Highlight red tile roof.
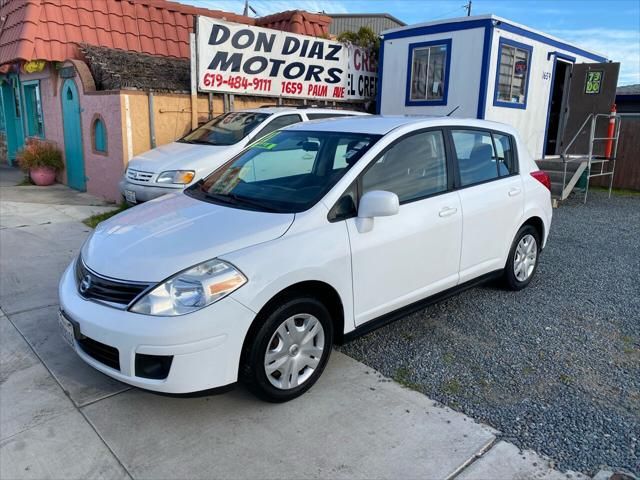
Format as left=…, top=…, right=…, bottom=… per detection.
left=257, top=10, right=331, bottom=37
left=0, top=1, right=332, bottom=66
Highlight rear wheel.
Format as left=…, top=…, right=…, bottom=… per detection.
left=503, top=225, right=540, bottom=290
left=241, top=296, right=333, bottom=402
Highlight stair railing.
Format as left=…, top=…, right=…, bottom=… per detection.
left=559, top=113, right=621, bottom=203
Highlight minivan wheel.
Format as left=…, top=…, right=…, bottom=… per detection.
left=503, top=225, right=541, bottom=291
left=242, top=296, right=333, bottom=402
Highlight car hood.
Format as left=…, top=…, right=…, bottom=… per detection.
left=82, top=193, right=294, bottom=282
left=126, top=141, right=242, bottom=175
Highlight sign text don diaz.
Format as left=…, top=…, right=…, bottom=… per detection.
left=197, top=17, right=377, bottom=101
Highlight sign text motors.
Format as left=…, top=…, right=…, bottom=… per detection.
left=196, top=17, right=377, bottom=101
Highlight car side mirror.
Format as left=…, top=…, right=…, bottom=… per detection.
left=356, top=190, right=399, bottom=233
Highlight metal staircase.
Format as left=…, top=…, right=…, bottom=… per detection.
left=536, top=113, right=621, bottom=203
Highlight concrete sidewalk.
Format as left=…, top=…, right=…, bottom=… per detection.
left=0, top=167, right=585, bottom=479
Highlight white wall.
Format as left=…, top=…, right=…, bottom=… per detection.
left=380, top=28, right=485, bottom=118
left=484, top=28, right=598, bottom=159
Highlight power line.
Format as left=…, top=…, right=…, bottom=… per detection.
left=430, top=4, right=468, bottom=21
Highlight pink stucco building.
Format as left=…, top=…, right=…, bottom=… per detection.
left=0, top=0, right=332, bottom=201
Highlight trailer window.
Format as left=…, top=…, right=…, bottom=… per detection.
left=494, top=39, right=532, bottom=108
left=406, top=39, right=451, bottom=106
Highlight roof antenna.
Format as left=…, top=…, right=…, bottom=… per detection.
left=446, top=105, right=460, bottom=116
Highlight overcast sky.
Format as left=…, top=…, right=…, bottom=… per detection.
left=184, top=0, right=640, bottom=86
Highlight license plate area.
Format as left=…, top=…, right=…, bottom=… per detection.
left=124, top=190, right=137, bottom=204
left=58, top=310, right=77, bottom=347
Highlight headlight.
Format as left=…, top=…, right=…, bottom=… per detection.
left=129, top=259, right=247, bottom=316
left=156, top=170, right=195, bottom=184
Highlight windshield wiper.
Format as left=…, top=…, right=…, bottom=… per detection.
left=227, top=193, right=280, bottom=212
left=181, top=139, right=217, bottom=145
left=204, top=192, right=279, bottom=213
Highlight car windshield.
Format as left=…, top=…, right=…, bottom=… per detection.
left=180, top=112, right=270, bottom=146
left=186, top=130, right=381, bottom=213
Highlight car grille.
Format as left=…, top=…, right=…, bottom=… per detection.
left=75, top=259, right=152, bottom=308
left=126, top=168, right=154, bottom=183
left=77, top=336, right=120, bottom=371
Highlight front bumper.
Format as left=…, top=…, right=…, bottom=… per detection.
left=58, top=261, right=256, bottom=393
left=119, top=178, right=183, bottom=203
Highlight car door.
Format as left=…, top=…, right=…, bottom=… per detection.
left=449, top=128, right=524, bottom=282
left=345, top=129, right=463, bottom=326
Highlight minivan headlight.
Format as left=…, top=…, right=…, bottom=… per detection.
left=129, top=259, right=247, bottom=316
left=156, top=170, right=195, bottom=184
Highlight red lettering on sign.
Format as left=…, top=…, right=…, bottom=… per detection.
left=354, top=49, right=361, bottom=71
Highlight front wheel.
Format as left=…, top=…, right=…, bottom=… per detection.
left=241, top=297, right=333, bottom=402
left=503, top=225, right=541, bottom=290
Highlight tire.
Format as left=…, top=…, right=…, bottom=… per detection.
left=503, top=225, right=541, bottom=291
left=241, top=296, right=334, bottom=403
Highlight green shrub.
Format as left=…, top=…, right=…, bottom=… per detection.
left=17, top=139, right=64, bottom=172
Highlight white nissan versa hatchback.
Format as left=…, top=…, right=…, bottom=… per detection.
left=59, top=116, right=552, bottom=402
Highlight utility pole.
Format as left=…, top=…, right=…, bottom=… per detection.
left=466, top=0, right=472, bottom=16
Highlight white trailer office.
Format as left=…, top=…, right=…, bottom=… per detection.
left=377, top=15, right=619, bottom=159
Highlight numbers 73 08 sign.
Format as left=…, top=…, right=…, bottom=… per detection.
left=585, top=70, right=603, bottom=95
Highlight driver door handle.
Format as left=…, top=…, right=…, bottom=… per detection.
left=439, top=206, right=458, bottom=217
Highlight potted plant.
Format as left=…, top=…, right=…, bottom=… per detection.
left=17, top=139, right=64, bottom=186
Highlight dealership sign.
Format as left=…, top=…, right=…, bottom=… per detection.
left=196, top=17, right=377, bottom=101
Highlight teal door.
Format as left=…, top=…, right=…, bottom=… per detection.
left=1, top=75, right=25, bottom=165
left=61, top=79, right=85, bottom=191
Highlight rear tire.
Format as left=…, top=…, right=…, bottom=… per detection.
left=503, top=225, right=541, bottom=291
left=241, top=296, right=333, bottom=403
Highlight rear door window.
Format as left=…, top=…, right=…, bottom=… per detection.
left=451, top=130, right=499, bottom=186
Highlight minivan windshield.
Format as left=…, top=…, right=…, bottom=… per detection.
left=187, top=130, right=380, bottom=213
left=180, top=112, right=269, bottom=146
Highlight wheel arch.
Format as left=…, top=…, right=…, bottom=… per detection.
left=521, top=216, right=545, bottom=245
left=240, top=280, right=346, bottom=367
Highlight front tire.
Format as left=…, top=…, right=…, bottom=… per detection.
left=503, top=225, right=541, bottom=291
left=241, top=296, right=333, bottom=402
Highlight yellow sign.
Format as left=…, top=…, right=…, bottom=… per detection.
left=22, top=60, right=46, bottom=74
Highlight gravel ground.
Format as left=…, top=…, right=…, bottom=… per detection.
left=340, top=189, right=640, bottom=476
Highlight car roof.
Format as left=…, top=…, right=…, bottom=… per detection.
left=284, top=115, right=519, bottom=136
left=239, top=107, right=367, bottom=115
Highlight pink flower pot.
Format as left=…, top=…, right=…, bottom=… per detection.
left=30, top=166, right=57, bottom=186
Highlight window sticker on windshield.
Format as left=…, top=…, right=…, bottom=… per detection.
left=251, top=130, right=280, bottom=149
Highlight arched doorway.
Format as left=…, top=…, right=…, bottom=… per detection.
left=61, top=78, right=85, bottom=191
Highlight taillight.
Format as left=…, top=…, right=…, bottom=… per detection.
left=530, top=170, right=551, bottom=191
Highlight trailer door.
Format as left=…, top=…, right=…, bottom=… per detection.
left=559, top=62, right=620, bottom=156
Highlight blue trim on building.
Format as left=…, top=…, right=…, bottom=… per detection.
left=404, top=39, right=452, bottom=107
left=375, top=39, right=385, bottom=114
left=541, top=52, right=576, bottom=158
left=384, top=18, right=491, bottom=40
left=476, top=25, right=494, bottom=119
left=495, top=21, right=607, bottom=62
left=492, top=37, right=533, bottom=110
left=384, top=17, right=606, bottom=62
